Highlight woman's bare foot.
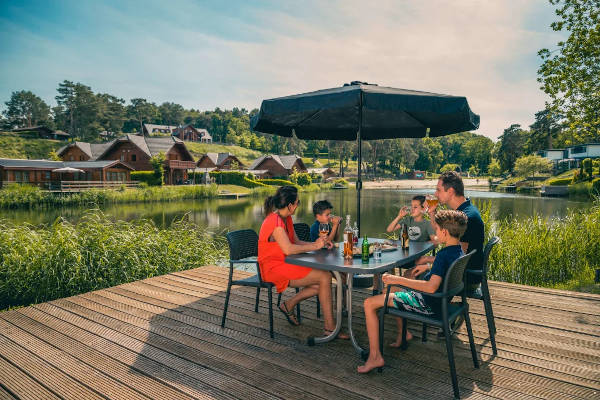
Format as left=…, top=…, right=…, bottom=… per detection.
left=389, top=330, right=413, bottom=347
left=357, top=355, right=385, bottom=373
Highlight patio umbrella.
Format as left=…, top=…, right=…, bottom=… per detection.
left=250, top=81, right=480, bottom=235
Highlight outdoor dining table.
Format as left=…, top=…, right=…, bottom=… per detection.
left=285, top=239, right=435, bottom=357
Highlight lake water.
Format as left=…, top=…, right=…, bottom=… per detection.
left=0, top=189, right=592, bottom=237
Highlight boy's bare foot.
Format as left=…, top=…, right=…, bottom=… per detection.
left=389, top=330, right=413, bottom=347
left=357, top=355, right=385, bottom=373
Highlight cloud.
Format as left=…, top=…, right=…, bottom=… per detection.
left=0, top=0, right=563, bottom=140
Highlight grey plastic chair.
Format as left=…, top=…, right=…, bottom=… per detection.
left=221, top=229, right=300, bottom=338
left=380, top=251, right=479, bottom=399
left=293, top=222, right=321, bottom=318
left=466, top=236, right=500, bottom=354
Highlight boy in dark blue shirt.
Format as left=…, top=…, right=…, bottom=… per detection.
left=357, top=210, right=467, bottom=374
left=309, top=200, right=341, bottom=245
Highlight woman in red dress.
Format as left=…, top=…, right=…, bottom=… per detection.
left=258, top=186, right=345, bottom=337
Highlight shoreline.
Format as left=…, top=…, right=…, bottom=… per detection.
left=362, top=178, right=488, bottom=190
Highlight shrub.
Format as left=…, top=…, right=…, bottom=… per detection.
left=546, top=177, right=572, bottom=186
left=333, top=178, right=350, bottom=186
left=582, top=158, right=593, bottom=178
left=259, top=178, right=295, bottom=186
left=295, top=173, right=312, bottom=186
left=592, top=177, right=600, bottom=193
left=131, top=171, right=161, bottom=186
left=440, top=163, right=460, bottom=173
left=209, top=171, right=268, bottom=188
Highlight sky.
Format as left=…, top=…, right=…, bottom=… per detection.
left=0, top=0, right=564, bottom=141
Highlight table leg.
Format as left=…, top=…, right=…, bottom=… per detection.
left=346, top=272, right=366, bottom=357
left=307, top=271, right=343, bottom=346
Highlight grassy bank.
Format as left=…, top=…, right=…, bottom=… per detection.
left=478, top=200, right=600, bottom=293
left=0, top=132, right=64, bottom=159
left=0, top=211, right=228, bottom=310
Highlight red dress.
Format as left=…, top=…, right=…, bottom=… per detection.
left=258, top=213, right=312, bottom=293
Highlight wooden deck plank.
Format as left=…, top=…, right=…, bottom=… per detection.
left=0, top=266, right=598, bottom=400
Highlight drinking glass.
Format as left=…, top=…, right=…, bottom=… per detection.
left=373, top=243, right=382, bottom=261
left=425, top=195, right=439, bottom=211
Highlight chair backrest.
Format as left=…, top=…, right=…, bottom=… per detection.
left=293, top=222, right=312, bottom=242
left=442, top=250, right=476, bottom=297
left=226, top=229, right=258, bottom=261
left=482, top=236, right=500, bottom=275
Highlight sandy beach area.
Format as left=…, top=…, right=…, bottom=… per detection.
left=362, top=178, right=488, bottom=189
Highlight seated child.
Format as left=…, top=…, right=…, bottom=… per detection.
left=357, top=210, right=468, bottom=374
left=310, top=200, right=342, bottom=244
left=386, top=195, right=435, bottom=242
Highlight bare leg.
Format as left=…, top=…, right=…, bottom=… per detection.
left=357, top=294, right=396, bottom=373
left=287, top=269, right=335, bottom=330
left=389, top=317, right=413, bottom=347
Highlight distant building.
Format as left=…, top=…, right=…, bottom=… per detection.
left=142, top=124, right=177, bottom=136
left=197, top=152, right=243, bottom=170
left=172, top=124, right=212, bottom=143
left=248, top=154, right=307, bottom=178
left=0, top=158, right=133, bottom=188
left=12, top=126, right=70, bottom=140
left=307, top=167, right=336, bottom=180
left=58, top=134, right=196, bottom=185
left=538, top=143, right=600, bottom=171
left=565, top=143, right=600, bottom=159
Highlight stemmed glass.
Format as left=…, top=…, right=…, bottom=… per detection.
left=319, top=223, right=329, bottom=247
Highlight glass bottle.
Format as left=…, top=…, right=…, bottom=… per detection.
left=343, top=215, right=353, bottom=259
left=362, top=236, right=370, bottom=263
left=353, top=222, right=359, bottom=245
left=402, top=224, right=410, bottom=250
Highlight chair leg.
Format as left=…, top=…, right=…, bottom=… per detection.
left=295, top=287, right=301, bottom=323
left=464, top=309, right=480, bottom=368
left=254, top=287, right=261, bottom=313
left=482, top=282, right=498, bottom=354
left=401, top=318, right=408, bottom=350
left=277, top=292, right=282, bottom=306
left=378, top=309, right=386, bottom=357
left=221, top=281, right=232, bottom=328
left=443, top=324, right=460, bottom=399
left=422, top=323, right=428, bottom=342
left=268, top=287, right=274, bottom=338
left=316, top=296, right=321, bottom=319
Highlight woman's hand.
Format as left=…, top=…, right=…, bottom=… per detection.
left=313, top=236, right=327, bottom=249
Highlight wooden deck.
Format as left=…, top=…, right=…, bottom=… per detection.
left=0, top=266, right=598, bottom=399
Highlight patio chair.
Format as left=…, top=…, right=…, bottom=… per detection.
left=293, top=222, right=321, bottom=318
left=379, top=251, right=479, bottom=399
left=221, top=229, right=301, bottom=338
left=465, top=236, right=500, bottom=355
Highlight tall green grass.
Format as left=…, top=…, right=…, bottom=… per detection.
left=0, top=184, right=220, bottom=209
left=0, top=211, right=228, bottom=310
left=479, top=199, right=600, bottom=292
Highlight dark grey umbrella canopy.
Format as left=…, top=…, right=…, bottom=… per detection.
left=250, top=82, right=480, bottom=140
left=250, top=81, right=480, bottom=236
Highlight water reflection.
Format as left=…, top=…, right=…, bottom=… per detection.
left=0, top=189, right=591, bottom=237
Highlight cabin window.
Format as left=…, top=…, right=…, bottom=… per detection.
left=571, top=146, right=586, bottom=154
left=70, top=156, right=74, bottom=161
left=45, top=171, right=51, bottom=180
left=120, top=153, right=125, bottom=161
left=23, top=171, right=29, bottom=182
left=131, top=154, right=136, bottom=162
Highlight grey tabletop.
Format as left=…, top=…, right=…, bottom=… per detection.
left=285, top=240, right=435, bottom=274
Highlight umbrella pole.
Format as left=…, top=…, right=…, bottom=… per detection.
left=356, top=91, right=363, bottom=237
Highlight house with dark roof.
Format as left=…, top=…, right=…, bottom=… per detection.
left=196, top=152, right=244, bottom=170
left=142, top=124, right=177, bottom=136
left=57, top=134, right=196, bottom=184
left=12, top=126, right=70, bottom=140
left=307, top=167, right=337, bottom=180
left=173, top=124, right=212, bottom=143
left=248, top=154, right=307, bottom=178
left=0, top=158, right=133, bottom=188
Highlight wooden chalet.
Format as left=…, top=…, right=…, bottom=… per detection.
left=248, top=154, right=307, bottom=178
left=196, top=152, right=243, bottom=170
left=307, top=167, right=336, bottom=180
left=0, top=158, right=133, bottom=188
left=59, top=134, right=196, bottom=185
left=12, top=126, right=70, bottom=140
left=173, top=124, right=212, bottom=143
left=142, top=124, right=177, bottom=136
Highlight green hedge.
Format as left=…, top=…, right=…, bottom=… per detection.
left=593, top=177, right=600, bottom=193
left=131, top=171, right=161, bottom=186
left=259, top=178, right=295, bottom=186
left=209, top=171, right=268, bottom=188
left=546, top=177, right=572, bottom=186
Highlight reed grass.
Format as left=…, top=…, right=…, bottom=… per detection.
left=484, top=199, right=600, bottom=292
left=0, top=210, right=228, bottom=310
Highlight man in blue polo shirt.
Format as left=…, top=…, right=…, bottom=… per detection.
left=427, top=171, right=485, bottom=333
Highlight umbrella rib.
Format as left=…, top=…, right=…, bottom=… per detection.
left=292, top=109, right=323, bottom=129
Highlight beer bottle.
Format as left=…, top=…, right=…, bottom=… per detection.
left=343, top=215, right=353, bottom=259
left=402, top=224, right=410, bottom=250
left=362, top=236, right=369, bottom=263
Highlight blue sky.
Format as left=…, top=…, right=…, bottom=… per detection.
left=0, top=0, right=563, bottom=140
